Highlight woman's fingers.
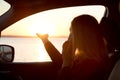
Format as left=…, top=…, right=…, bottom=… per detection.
left=36, top=33, right=48, bottom=40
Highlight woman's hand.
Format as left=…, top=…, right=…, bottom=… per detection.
left=62, top=40, right=74, bottom=68
left=36, top=33, right=49, bottom=42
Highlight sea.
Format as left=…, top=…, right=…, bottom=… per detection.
left=0, top=37, right=68, bottom=62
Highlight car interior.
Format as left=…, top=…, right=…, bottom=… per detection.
left=0, top=0, right=120, bottom=80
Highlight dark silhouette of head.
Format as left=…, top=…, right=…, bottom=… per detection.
left=71, top=15, right=108, bottom=60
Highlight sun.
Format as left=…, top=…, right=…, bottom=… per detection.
left=30, top=20, right=56, bottom=36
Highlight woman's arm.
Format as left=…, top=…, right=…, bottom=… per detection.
left=36, top=33, right=62, bottom=65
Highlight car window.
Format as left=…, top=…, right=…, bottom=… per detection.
left=0, top=0, right=11, bottom=16
left=1, top=5, right=106, bottom=62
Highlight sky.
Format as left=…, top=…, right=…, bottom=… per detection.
left=0, top=0, right=106, bottom=37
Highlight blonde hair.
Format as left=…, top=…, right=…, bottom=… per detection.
left=71, top=15, right=108, bottom=61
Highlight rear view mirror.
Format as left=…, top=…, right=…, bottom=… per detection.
left=0, top=45, right=14, bottom=62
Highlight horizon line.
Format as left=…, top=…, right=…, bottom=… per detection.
left=1, top=35, right=68, bottom=38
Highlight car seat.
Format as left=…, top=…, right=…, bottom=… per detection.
left=108, top=59, right=120, bottom=80
left=100, top=7, right=120, bottom=79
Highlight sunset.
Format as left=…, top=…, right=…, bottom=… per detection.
left=0, top=1, right=106, bottom=62
left=1, top=5, right=105, bottom=37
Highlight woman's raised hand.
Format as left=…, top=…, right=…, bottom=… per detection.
left=36, top=33, right=49, bottom=41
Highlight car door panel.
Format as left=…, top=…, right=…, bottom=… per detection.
left=0, top=62, right=60, bottom=80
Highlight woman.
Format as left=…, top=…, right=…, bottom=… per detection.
left=58, top=15, right=111, bottom=80
left=37, top=15, right=111, bottom=80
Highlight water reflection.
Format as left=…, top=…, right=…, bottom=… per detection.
left=0, top=37, right=67, bottom=62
